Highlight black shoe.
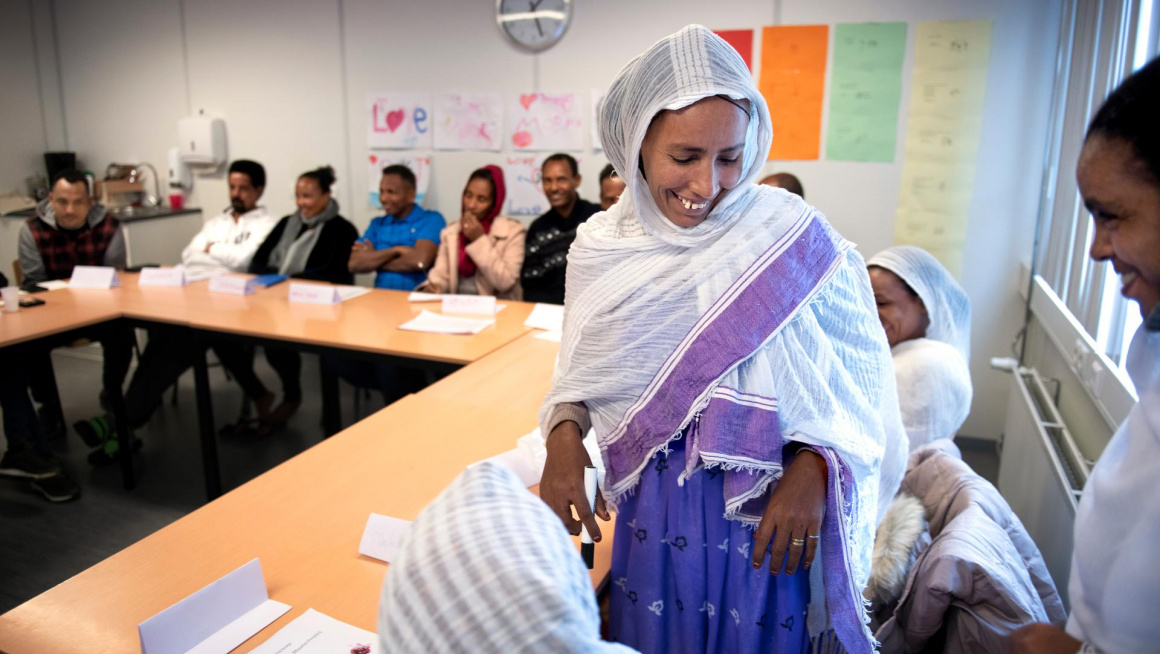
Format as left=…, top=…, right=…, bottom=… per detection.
left=30, top=473, right=81, bottom=502
left=0, top=446, right=62, bottom=480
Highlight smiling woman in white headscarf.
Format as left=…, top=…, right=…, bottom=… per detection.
left=867, top=245, right=973, bottom=451
left=538, top=25, right=904, bottom=654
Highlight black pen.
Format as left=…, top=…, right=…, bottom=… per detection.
left=580, top=465, right=597, bottom=569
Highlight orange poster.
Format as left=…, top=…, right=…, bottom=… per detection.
left=758, top=25, right=829, bottom=160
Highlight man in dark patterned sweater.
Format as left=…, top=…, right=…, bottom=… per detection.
left=17, top=170, right=133, bottom=460
left=519, top=154, right=601, bottom=305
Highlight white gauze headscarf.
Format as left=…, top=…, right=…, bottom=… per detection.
left=543, top=25, right=899, bottom=653
left=378, top=462, right=636, bottom=653
left=868, top=246, right=973, bottom=449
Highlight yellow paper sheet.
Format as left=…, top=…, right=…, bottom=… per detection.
left=893, top=20, right=992, bottom=276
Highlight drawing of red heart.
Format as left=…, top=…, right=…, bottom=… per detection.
left=368, top=154, right=378, bottom=164
left=386, top=109, right=405, bottom=133
left=512, top=131, right=533, bottom=148
left=519, top=94, right=538, bottom=111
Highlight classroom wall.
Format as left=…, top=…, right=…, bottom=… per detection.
left=1, top=0, right=1063, bottom=441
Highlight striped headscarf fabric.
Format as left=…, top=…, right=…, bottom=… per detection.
left=378, top=462, right=636, bottom=653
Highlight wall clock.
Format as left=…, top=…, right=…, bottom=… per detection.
left=496, top=0, right=573, bottom=53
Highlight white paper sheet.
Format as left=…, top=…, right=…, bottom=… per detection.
left=138, top=559, right=290, bottom=654
left=524, top=303, right=564, bottom=332
left=36, top=279, right=69, bottom=291
left=397, top=310, right=494, bottom=335
left=336, top=286, right=372, bottom=302
left=533, top=331, right=563, bottom=343
left=248, top=609, right=378, bottom=654
left=407, top=291, right=446, bottom=302
left=358, top=514, right=413, bottom=564
left=468, top=448, right=542, bottom=487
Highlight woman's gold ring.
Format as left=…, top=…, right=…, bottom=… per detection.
left=790, top=538, right=806, bottom=547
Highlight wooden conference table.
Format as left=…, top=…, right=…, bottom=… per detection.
left=0, top=274, right=536, bottom=499
left=0, top=331, right=616, bottom=653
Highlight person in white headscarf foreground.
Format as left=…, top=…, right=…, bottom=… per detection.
left=866, top=245, right=973, bottom=452
left=378, top=462, right=637, bottom=653
left=538, top=25, right=904, bottom=654
left=1011, top=57, right=1160, bottom=654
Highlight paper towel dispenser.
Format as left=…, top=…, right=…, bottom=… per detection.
left=178, top=115, right=226, bottom=166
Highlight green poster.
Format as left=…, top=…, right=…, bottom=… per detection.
left=826, top=22, right=908, bottom=162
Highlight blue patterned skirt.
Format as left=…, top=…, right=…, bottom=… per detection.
left=608, top=439, right=811, bottom=654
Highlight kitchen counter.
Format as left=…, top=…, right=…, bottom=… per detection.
left=2, top=206, right=201, bottom=223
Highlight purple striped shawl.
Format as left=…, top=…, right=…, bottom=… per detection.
left=600, top=208, right=874, bottom=653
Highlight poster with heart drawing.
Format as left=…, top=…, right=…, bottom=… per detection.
left=367, top=93, right=432, bottom=149
left=505, top=91, right=584, bottom=153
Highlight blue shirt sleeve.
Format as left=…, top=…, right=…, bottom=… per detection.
left=360, top=218, right=380, bottom=246
left=415, top=210, right=445, bottom=246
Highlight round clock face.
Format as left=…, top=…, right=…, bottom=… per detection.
left=496, top=0, right=573, bottom=53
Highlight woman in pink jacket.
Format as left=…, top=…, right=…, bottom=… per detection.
left=419, top=165, right=526, bottom=300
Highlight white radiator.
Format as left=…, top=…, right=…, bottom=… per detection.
left=997, top=366, right=1089, bottom=610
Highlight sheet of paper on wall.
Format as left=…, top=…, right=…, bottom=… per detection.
left=367, top=152, right=431, bottom=208
left=506, top=91, right=585, bottom=152
left=714, top=28, right=755, bottom=72
left=397, top=310, right=494, bottom=335
left=758, top=25, right=829, bottom=160
left=247, top=609, right=378, bottom=654
left=358, top=513, right=412, bottom=564
left=434, top=92, right=504, bottom=151
left=893, top=20, right=993, bottom=277
left=366, top=92, right=432, bottom=149
left=524, top=303, right=564, bottom=332
left=826, top=22, right=908, bottom=162
left=504, top=154, right=548, bottom=216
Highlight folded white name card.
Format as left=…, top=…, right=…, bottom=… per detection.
left=358, top=514, right=413, bottom=564
left=138, top=558, right=291, bottom=654
left=442, top=294, right=497, bottom=316
left=208, top=275, right=255, bottom=296
left=69, top=265, right=120, bottom=289
left=138, top=266, right=187, bottom=287
left=288, top=282, right=372, bottom=305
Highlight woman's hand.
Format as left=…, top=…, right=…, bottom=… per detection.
left=752, top=448, right=827, bottom=575
left=416, top=281, right=443, bottom=294
left=540, top=421, right=610, bottom=540
left=1009, top=624, right=1082, bottom=654
left=461, top=213, right=485, bottom=242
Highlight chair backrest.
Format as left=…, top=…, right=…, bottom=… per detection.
left=12, top=259, right=23, bottom=286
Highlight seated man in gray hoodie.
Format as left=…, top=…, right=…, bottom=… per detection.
left=18, top=170, right=134, bottom=449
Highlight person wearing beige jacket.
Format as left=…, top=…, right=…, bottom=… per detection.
left=419, top=165, right=526, bottom=300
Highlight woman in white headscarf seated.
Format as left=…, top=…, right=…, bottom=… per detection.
left=867, top=246, right=973, bottom=451
left=378, top=462, right=636, bottom=653
left=538, top=25, right=905, bottom=654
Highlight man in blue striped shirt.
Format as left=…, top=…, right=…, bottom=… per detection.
left=348, top=165, right=444, bottom=290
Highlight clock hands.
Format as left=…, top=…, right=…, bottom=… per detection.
left=529, top=0, right=545, bottom=37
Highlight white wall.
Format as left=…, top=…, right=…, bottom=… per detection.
left=4, top=0, right=1063, bottom=441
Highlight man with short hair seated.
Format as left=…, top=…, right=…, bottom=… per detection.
left=759, top=171, right=805, bottom=199
left=74, top=160, right=279, bottom=459
left=520, top=153, right=600, bottom=305
left=348, top=164, right=444, bottom=289
left=18, top=170, right=134, bottom=446
left=599, top=163, right=626, bottom=211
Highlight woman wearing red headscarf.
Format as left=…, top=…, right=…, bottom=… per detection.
left=419, top=165, right=526, bottom=299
